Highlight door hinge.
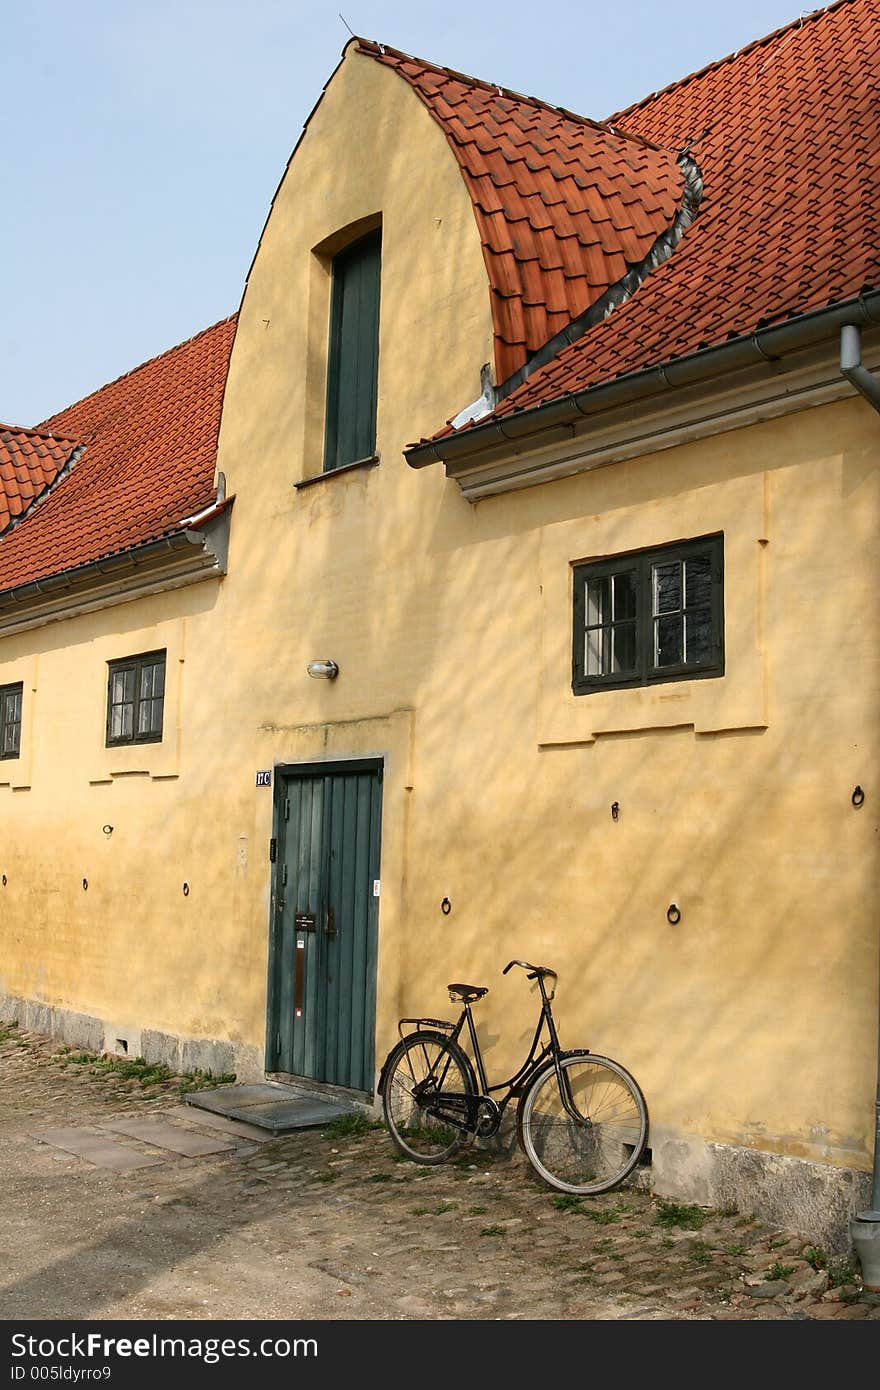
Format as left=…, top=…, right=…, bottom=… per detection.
left=269, top=837, right=278, bottom=863
left=282, top=863, right=288, bottom=886
left=283, top=797, right=290, bottom=821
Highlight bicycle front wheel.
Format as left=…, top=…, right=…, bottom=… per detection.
left=381, top=1031, right=475, bottom=1164
left=518, top=1053, right=647, bottom=1194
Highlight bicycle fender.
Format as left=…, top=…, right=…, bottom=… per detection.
left=377, top=1030, right=478, bottom=1099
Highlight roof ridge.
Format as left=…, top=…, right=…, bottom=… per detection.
left=38, top=313, right=238, bottom=431
left=0, top=421, right=81, bottom=446
left=354, top=38, right=664, bottom=152
left=608, top=0, right=853, bottom=123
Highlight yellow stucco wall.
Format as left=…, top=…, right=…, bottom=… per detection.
left=1, top=48, right=877, bottom=1185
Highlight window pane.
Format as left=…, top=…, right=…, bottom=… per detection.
left=586, top=576, right=608, bottom=628
left=686, top=608, right=713, bottom=664
left=138, top=696, right=164, bottom=736
left=655, top=614, right=683, bottom=667
left=685, top=555, right=712, bottom=609
left=612, top=570, right=637, bottom=621
left=137, top=659, right=165, bottom=737
left=109, top=665, right=136, bottom=742
left=653, top=561, right=682, bottom=615
left=612, top=621, right=637, bottom=673
left=111, top=707, right=131, bottom=739
left=586, top=626, right=603, bottom=677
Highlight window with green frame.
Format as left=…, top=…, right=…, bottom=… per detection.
left=106, top=650, right=166, bottom=746
left=323, top=228, right=381, bottom=472
left=572, top=535, right=724, bottom=694
left=0, top=682, right=23, bottom=759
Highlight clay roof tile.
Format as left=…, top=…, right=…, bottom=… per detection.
left=358, top=39, right=682, bottom=381
left=0, top=317, right=236, bottom=592
left=475, top=0, right=880, bottom=423
left=0, top=425, right=82, bottom=535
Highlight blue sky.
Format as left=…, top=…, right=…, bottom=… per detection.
left=3, top=0, right=808, bottom=426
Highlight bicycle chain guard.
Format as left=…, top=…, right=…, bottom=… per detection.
left=421, top=1091, right=502, bottom=1139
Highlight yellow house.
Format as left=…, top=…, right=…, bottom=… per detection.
left=2, top=0, right=878, bottom=1245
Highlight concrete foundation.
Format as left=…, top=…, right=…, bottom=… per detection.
left=0, top=991, right=263, bottom=1084
left=651, top=1127, right=872, bottom=1252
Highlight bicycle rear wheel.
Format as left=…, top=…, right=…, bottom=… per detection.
left=518, top=1052, right=647, bottom=1194
left=381, top=1031, right=475, bottom=1164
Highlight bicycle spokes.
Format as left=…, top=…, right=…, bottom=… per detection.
left=383, top=1034, right=473, bottom=1160
left=521, top=1056, right=647, bottom=1193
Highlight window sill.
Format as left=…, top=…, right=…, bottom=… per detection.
left=573, top=664, right=724, bottom=696
left=294, top=455, right=379, bottom=490
left=105, top=738, right=164, bottom=750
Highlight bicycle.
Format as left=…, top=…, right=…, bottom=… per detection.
left=380, top=959, right=648, bottom=1195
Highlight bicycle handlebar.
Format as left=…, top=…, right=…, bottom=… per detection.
left=503, top=959, right=558, bottom=982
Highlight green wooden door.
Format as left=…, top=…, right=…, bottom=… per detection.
left=266, top=762, right=382, bottom=1093
left=323, top=229, right=381, bottom=472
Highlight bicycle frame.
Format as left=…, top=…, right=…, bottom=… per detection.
left=411, top=970, right=588, bottom=1129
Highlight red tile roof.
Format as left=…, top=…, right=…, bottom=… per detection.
left=0, top=425, right=82, bottom=535
left=480, top=0, right=880, bottom=421
left=0, top=317, right=237, bottom=593
left=358, top=40, right=683, bottom=383
left=6, top=2, right=874, bottom=587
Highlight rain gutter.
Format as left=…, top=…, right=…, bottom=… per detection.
left=0, top=502, right=233, bottom=637
left=407, top=291, right=880, bottom=471
left=0, top=532, right=196, bottom=611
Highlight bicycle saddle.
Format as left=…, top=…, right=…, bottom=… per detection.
left=447, top=983, right=488, bottom=1002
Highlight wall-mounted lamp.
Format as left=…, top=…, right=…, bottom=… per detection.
left=307, top=660, right=339, bottom=680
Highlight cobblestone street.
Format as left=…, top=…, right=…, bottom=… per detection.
left=1, top=1022, right=876, bottom=1322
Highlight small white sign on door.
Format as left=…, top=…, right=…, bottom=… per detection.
left=373, top=880, right=381, bottom=897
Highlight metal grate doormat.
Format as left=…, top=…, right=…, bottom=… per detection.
left=185, top=1082, right=359, bottom=1134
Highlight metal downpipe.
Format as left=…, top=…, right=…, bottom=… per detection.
left=841, top=324, right=880, bottom=417
left=841, top=325, right=880, bottom=1237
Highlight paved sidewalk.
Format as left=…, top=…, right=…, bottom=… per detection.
left=1, top=1023, right=875, bottom=1321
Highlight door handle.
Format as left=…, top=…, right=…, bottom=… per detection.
left=324, top=905, right=336, bottom=938
left=294, top=936, right=305, bottom=1019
